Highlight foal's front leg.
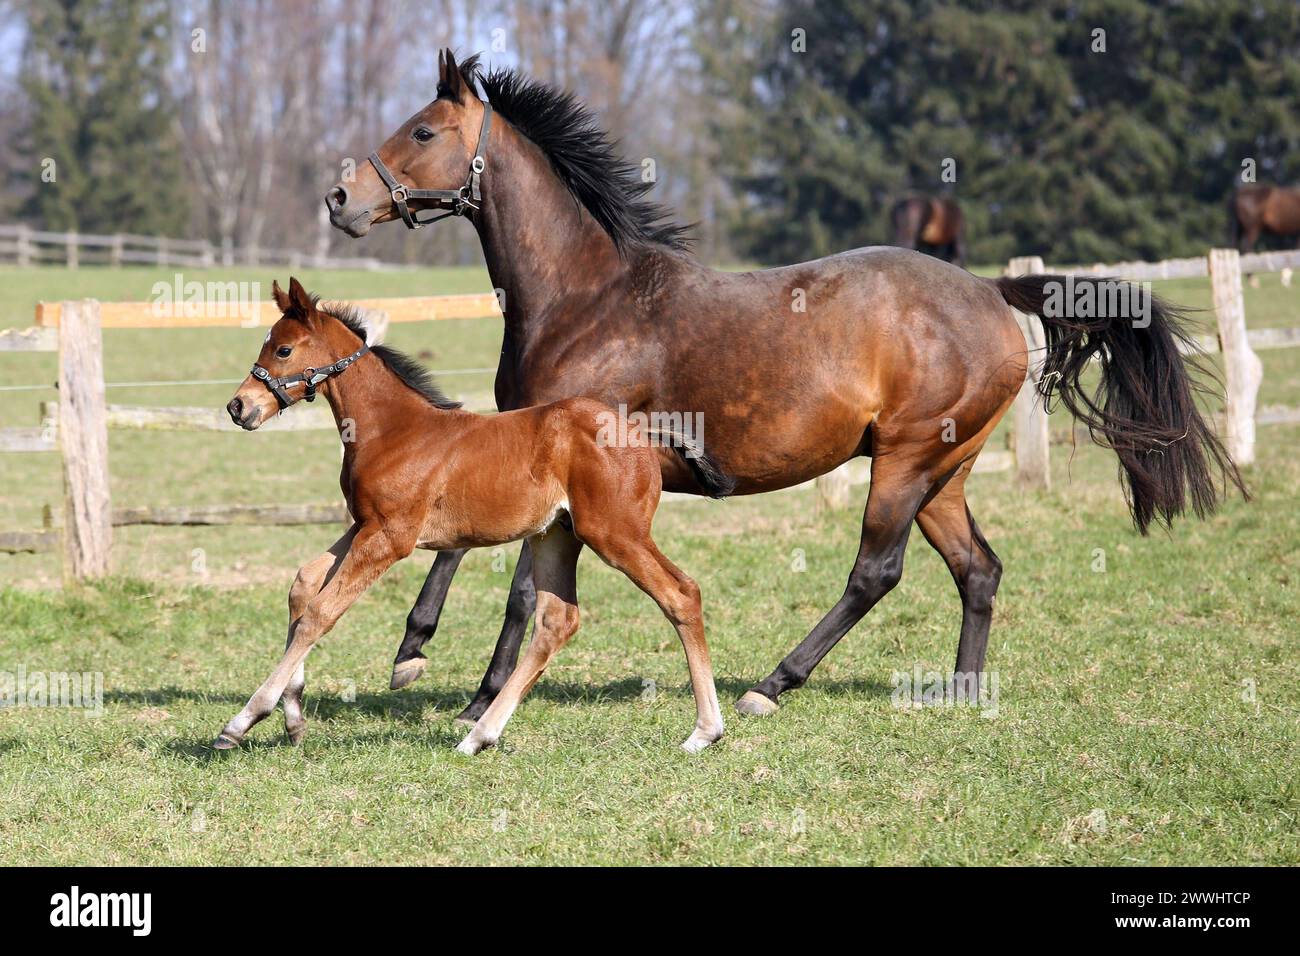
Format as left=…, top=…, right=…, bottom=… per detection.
left=214, top=524, right=404, bottom=749
left=281, top=527, right=360, bottom=743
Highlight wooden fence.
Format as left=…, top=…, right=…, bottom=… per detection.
left=4, top=246, right=1298, bottom=579
left=0, top=295, right=484, bottom=578
left=0, top=223, right=415, bottom=273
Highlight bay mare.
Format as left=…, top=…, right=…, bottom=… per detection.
left=325, top=50, right=1243, bottom=721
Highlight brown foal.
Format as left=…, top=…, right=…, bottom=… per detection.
left=214, top=278, right=730, bottom=755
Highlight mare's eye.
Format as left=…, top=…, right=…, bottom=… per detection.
left=413, top=127, right=434, bottom=144
left=276, top=346, right=293, bottom=359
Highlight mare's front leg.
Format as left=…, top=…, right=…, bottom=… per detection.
left=214, top=523, right=407, bottom=749
left=281, top=526, right=360, bottom=744
left=390, top=548, right=468, bottom=690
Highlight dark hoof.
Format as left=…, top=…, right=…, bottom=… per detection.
left=390, top=656, right=427, bottom=691
left=735, top=691, right=779, bottom=717
left=211, top=732, right=243, bottom=750
left=286, top=724, right=307, bottom=745
left=453, top=701, right=487, bottom=727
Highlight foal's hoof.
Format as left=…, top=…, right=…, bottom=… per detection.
left=211, top=732, right=243, bottom=750
left=735, top=691, right=779, bottom=717
left=455, top=734, right=490, bottom=756
left=285, top=723, right=307, bottom=746
left=390, top=656, right=427, bottom=690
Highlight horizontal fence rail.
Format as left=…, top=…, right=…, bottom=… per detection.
left=0, top=223, right=418, bottom=272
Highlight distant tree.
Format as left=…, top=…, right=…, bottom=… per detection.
left=697, top=0, right=1300, bottom=265
left=18, top=0, right=188, bottom=235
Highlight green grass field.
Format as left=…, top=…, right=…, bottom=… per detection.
left=1, top=264, right=1297, bottom=865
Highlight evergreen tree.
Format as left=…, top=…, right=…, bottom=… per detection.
left=697, top=0, right=1300, bottom=265
left=19, top=0, right=188, bottom=235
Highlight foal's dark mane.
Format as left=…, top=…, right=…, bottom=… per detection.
left=449, top=53, right=691, bottom=253
left=325, top=302, right=462, bottom=410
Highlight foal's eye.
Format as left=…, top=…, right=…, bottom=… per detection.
left=276, top=346, right=293, bottom=359
left=412, top=127, right=434, bottom=144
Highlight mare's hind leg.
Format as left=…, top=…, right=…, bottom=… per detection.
left=457, top=530, right=580, bottom=755
left=914, top=468, right=1002, bottom=702
left=581, top=524, right=723, bottom=753
left=737, top=456, right=933, bottom=716
left=281, top=529, right=357, bottom=743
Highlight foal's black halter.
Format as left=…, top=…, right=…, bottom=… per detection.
left=367, top=103, right=494, bottom=229
left=251, top=343, right=370, bottom=410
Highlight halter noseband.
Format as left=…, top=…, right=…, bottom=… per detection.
left=251, top=343, right=370, bottom=410
left=367, top=102, right=494, bottom=229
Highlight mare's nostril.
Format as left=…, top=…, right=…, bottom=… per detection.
left=326, top=186, right=348, bottom=213
left=227, top=398, right=242, bottom=420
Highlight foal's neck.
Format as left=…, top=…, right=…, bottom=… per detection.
left=316, top=324, right=440, bottom=446
left=472, top=117, right=627, bottom=342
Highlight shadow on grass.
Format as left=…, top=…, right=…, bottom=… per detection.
left=129, top=674, right=899, bottom=758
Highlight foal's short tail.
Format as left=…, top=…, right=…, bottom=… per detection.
left=649, top=430, right=737, bottom=499
left=994, top=275, right=1247, bottom=534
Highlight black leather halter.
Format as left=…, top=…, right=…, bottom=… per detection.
left=367, top=102, right=494, bottom=229
left=251, top=343, right=370, bottom=410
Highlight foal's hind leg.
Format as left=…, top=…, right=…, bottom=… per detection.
left=737, top=457, right=932, bottom=715
left=914, top=470, right=1002, bottom=702
left=457, top=530, right=581, bottom=755
left=585, top=529, right=723, bottom=753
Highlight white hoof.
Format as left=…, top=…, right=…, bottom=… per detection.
left=456, top=733, right=493, bottom=756
left=681, top=726, right=723, bottom=754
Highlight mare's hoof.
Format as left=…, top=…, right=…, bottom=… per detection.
left=735, top=691, right=779, bottom=717
left=390, top=656, right=427, bottom=690
left=286, top=724, right=307, bottom=746
left=211, top=732, right=243, bottom=750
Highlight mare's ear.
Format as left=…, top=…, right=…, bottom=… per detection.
left=286, top=276, right=315, bottom=320
left=439, top=48, right=464, bottom=102
left=272, top=279, right=292, bottom=314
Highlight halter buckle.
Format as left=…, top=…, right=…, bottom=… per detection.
left=471, top=156, right=485, bottom=175
left=390, top=184, right=408, bottom=204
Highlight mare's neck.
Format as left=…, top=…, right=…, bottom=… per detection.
left=471, top=114, right=628, bottom=346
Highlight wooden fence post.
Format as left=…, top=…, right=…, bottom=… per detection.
left=58, top=300, right=112, bottom=580
left=65, top=230, right=79, bottom=269
left=17, top=223, right=32, bottom=266
left=815, top=465, right=852, bottom=513
left=1209, top=248, right=1262, bottom=466
left=1007, top=255, right=1050, bottom=489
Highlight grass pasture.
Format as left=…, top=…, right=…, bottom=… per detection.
left=0, top=264, right=1297, bottom=866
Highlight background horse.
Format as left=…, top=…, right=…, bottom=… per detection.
left=325, top=50, right=1243, bottom=721
left=1229, top=184, right=1300, bottom=252
left=217, top=278, right=731, bottom=754
left=891, top=195, right=966, bottom=267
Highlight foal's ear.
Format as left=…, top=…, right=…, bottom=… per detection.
left=271, top=279, right=292, bottom=314
left=286, top=276, right=315, bottom=319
